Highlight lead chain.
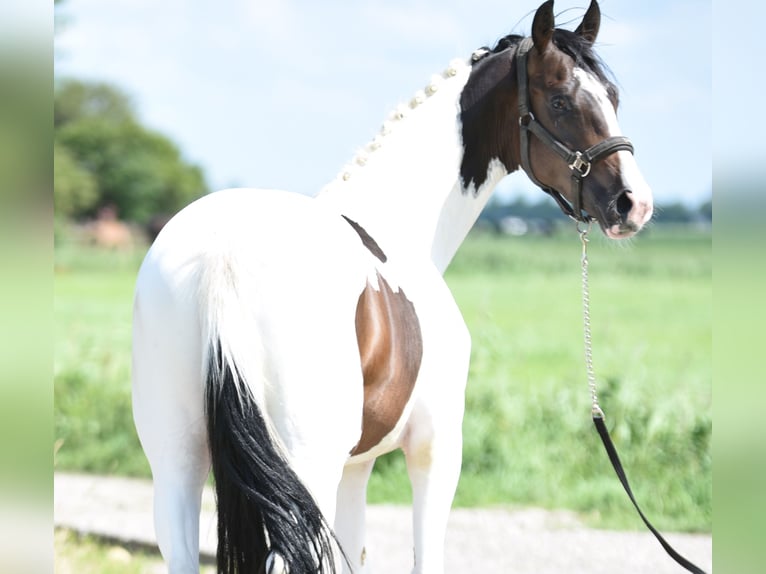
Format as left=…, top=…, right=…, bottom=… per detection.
left=577, top=221, right=605, bottom=419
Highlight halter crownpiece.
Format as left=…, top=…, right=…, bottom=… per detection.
left=515, top=37, right=635, bottom=223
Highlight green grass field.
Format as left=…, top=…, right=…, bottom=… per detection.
left=54, top=225, right=711, bottom=531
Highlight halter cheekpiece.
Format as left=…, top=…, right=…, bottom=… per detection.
left=515, top=37, right=635, bottom=223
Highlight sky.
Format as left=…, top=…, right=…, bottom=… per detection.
left=54, top=0, right=711, bottom=206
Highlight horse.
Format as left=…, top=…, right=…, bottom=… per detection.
left=131, top=1, right=653, bottom=572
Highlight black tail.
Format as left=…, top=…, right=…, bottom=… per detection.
left=205, top=346, right=339, bottom=573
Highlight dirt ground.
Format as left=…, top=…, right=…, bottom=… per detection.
left=54, top=473, right=712, bottom=573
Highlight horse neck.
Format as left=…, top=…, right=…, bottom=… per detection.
left=316, top=59, right=508, bottom=274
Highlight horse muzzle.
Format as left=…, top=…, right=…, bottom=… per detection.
left=599, top=185, right=654, bottom=239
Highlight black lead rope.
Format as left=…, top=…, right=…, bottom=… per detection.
left=577, top=223, right=707, bottom=574
left=592, top=415, right=707, bottom=574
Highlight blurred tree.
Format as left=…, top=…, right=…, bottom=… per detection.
left=54, top=79, right=134, bottom=128
left=53, top=142, right=98, bottom=217
left=54, top=80, right=207, bottom=224
left=656, top=202, right=694, bottom=223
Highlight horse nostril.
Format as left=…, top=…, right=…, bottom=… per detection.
left=616, top=191, right=633, bottom=220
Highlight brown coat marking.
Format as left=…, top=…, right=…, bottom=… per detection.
left=351, top=272, right=423, bottom=455
left=341, top=215, right=387, bottom=263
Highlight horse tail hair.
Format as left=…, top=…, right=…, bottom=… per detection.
left=205, top=342, right=340, bottom=573
left=199, top=248, right=339, bottom=573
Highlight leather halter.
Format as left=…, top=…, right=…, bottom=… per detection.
left=515, top=37, right=634, bottom=223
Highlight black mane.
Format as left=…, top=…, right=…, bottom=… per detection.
left=479, top=33, right=524, bottom=56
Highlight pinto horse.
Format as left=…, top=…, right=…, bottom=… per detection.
left=132, top=2, right=653, bottom=572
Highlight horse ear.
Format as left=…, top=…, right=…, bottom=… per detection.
left=575, top=0, right=601, bottom=44
left=532, top=0, right=555, bottom=55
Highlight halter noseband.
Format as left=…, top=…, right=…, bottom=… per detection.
left=515, top=37, right=634, bottom=223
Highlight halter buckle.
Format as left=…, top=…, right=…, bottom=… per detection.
left=569, top=152, right=592, bottom=178
left=518, top=112, right=534, bottom=128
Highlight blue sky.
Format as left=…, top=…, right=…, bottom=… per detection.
left=55, top=0, right=711, bottom=206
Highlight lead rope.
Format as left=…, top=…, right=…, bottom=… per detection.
left=575, top=222, right=707, bottom=574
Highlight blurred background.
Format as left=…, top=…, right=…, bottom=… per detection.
left=51, top=0, right=713, bottom=571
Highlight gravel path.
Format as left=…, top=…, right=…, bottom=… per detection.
left=54, top=473, right=711, bottom=573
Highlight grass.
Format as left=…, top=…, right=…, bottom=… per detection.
left=54, top=245, right=148, bottom=476
left=54, top=225, right=711, bottom=531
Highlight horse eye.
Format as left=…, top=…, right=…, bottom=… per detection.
left=550, top=95, right=570, bottom=112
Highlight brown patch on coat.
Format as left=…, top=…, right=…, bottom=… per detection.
left=351, top=272, right=423, bottom=455
left=341, top=215, right=387, bottom=263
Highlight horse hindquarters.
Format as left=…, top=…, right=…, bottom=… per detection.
left=133, top=188, right=370, bottom=573
left=135, top=276, right=342, bottom=574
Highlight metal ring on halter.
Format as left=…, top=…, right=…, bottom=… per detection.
left=518, top=112, right=534, bottom=127
left=576, top=219, right=593, bottom=236
left=569, top=152, right=592, bottom=178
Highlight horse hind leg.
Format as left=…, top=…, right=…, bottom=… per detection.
left=403, top=392, right=466, bottom=574
left=335, top=460, right=375, bottom=573
left=132, top=342, right=210, bottom=572
left=150, top=430, right=211, bottom=574
left=132, top=263, right=215, bottom=573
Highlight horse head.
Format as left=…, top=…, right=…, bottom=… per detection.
left=461, top=0, right=654, bottom=238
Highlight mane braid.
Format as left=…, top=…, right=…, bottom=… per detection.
left=322, top=58, right=468, bottom=191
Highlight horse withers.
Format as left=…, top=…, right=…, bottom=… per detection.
left=132, top=2, right=652, bottom=572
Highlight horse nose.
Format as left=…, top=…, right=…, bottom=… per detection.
left=616, top=190, right=633, bottom=221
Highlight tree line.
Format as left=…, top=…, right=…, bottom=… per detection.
left=479, top=194, right=712, bottom=228
left=54, top=79, right=208, bottom=225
